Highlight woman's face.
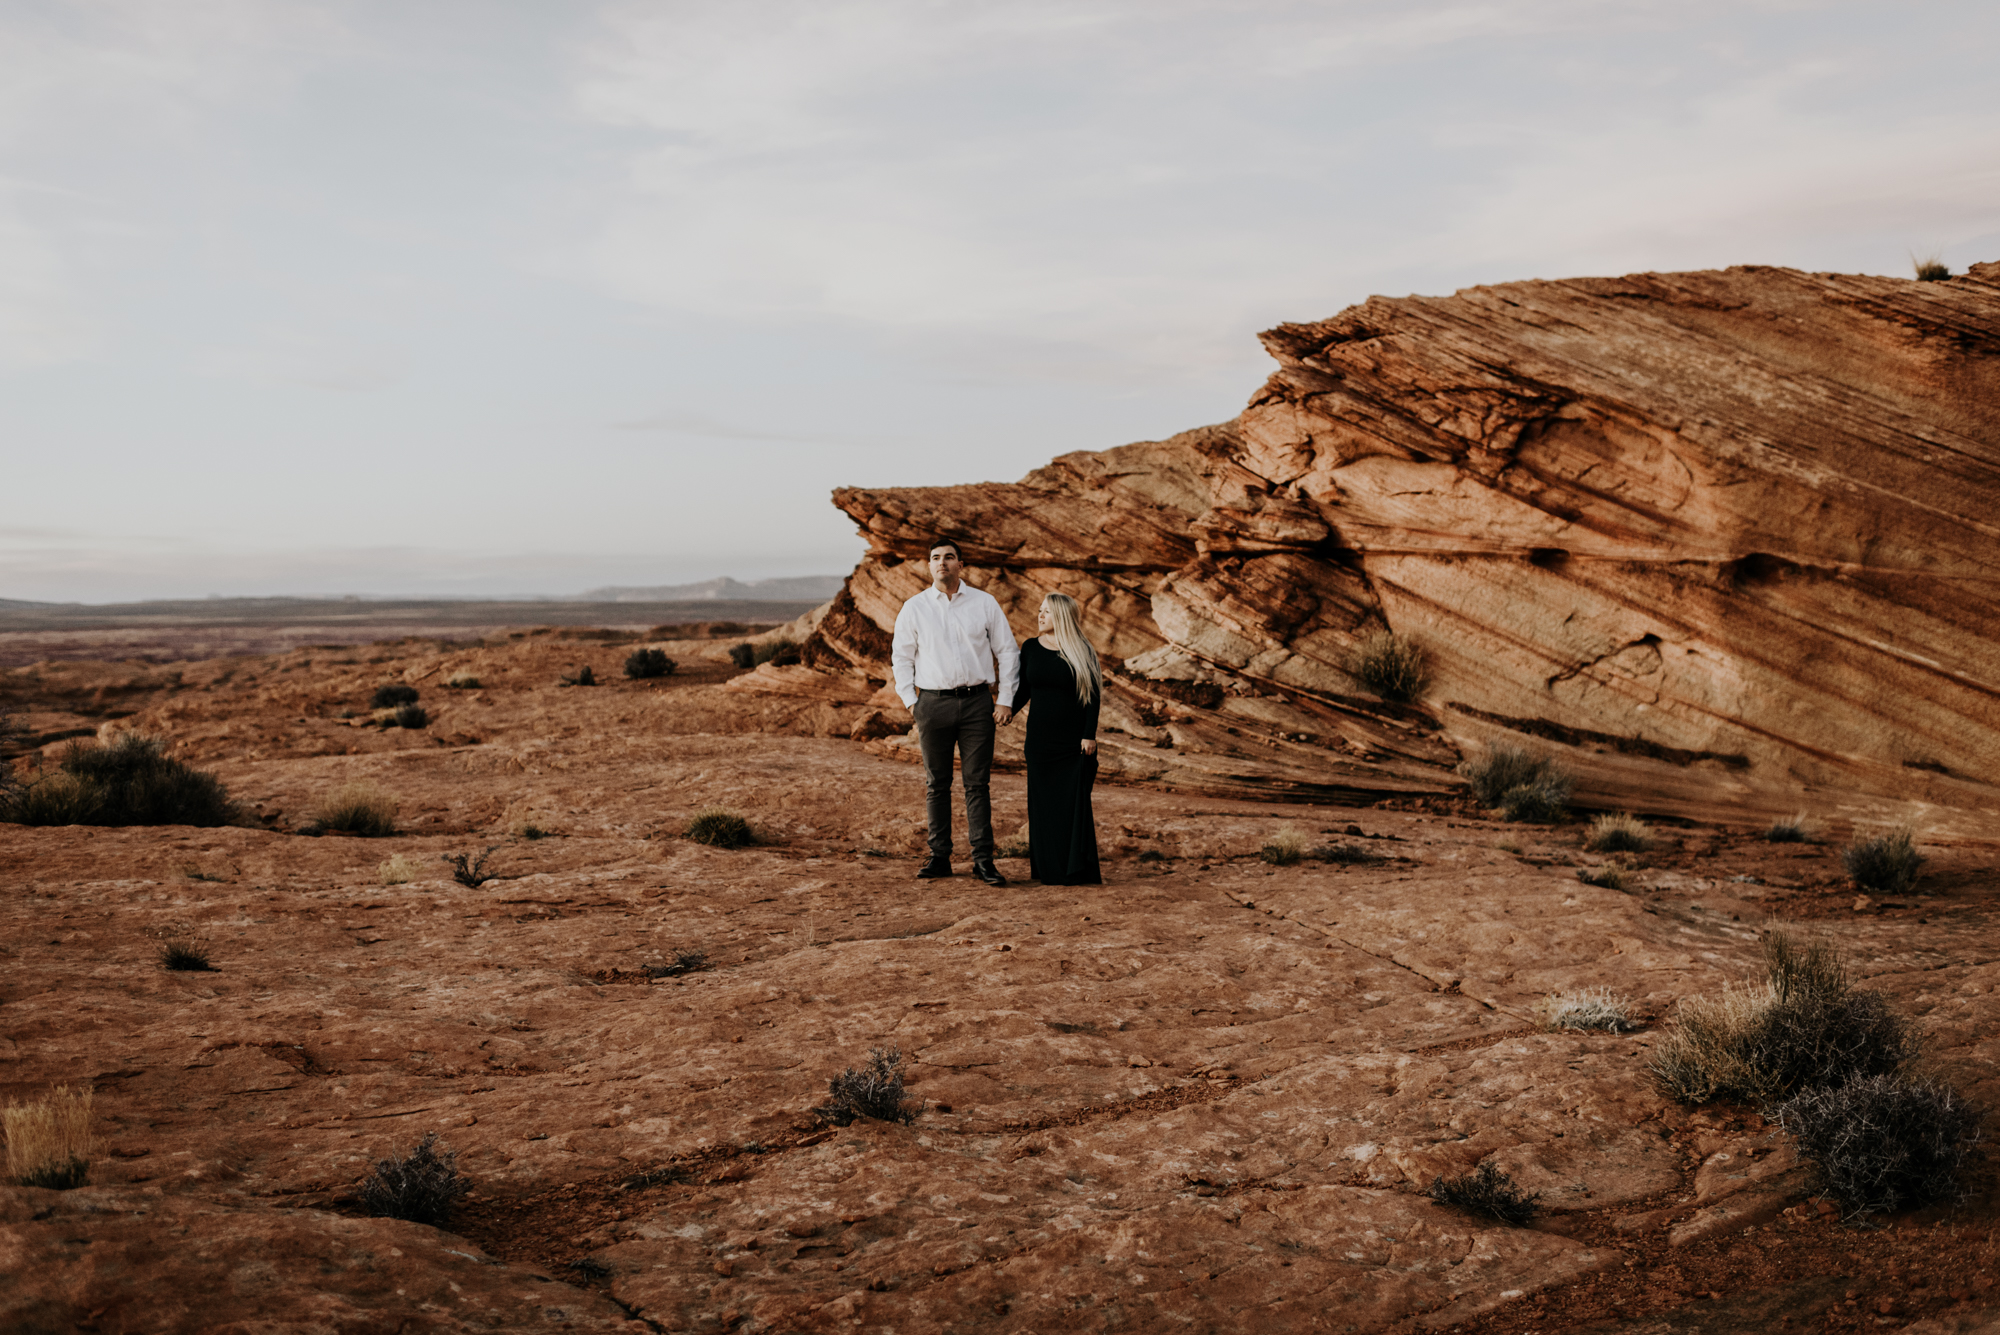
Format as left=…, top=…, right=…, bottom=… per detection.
left=1036, top=600, right=1055, bottom=634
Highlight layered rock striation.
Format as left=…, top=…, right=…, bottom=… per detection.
left=787, top=263, right=2000, bottom=832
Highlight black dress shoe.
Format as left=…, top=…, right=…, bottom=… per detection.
left=972, top=859, right=1008, bottom=887
left=916, top=857, right=953, bottom=879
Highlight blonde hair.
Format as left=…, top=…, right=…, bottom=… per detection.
left=1042, top=593, right=1101, bottom=705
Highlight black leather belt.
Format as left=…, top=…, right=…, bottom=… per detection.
left=925, top=684, right=990, bottom=698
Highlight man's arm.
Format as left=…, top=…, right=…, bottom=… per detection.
left=989, top=595, right=1021, bottom=723
left=891, top=601, right=920, bottom=709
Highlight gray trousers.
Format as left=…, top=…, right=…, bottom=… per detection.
left=912, top=689, right=996, bottom=861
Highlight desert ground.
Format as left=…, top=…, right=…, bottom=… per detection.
left=2, top=626, right=1996, bottom=1335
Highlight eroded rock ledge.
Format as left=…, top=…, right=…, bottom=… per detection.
left=771, top=262, right=2000, bottom=836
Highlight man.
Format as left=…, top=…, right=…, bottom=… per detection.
left=892, top=537, right=1019, bottom=886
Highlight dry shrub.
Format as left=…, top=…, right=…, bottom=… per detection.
left=444, top=847, right=498, bottom=887
left=310, top=782, right=398, bottom=837
left=1260, top=825, right=1309, bottom=866
left=1350, top=630, right=1428, bottom=703
left=158, top=927, right=215, bottom=971
left=377, top=853, right=424, bottom=885
left=4, top=733, right=245, bottom=828
left=1539, top=986, right=1637, bottom=1032
left=1777, top=1074, right=1981, bottom=1220
left=686, top=809, right=754, bottom=849
left=624, top=648, right=677, bottom=679
left=1649, top=933, right=1919, bottom=1105
left=1427, top=1161, right=1539, bottom=1225
left=1585, top=812, right=1651, bottom=853
left=1313, top=841, right=1383, bottom=865
left=360, top=1132, right=470, bottom=1226
left=390, top=703, right=428, bottom=729
left=1844, top=827, right=1923, bottom=895
left=1577, top=866, right=1626, bottom=890
left=1765, top=815, right=1811, bottom=843
left=371, top=683, right=419, bottom=708
left=1462, top=744, right=1572, bottom=821
left=1913, top=254, right=1952, bottom=282
left=5, top=1085, right=93, bottom=1189
left=442, top=673, right=481, bottom=689
left=813, top=1048, right=915, bottom=1126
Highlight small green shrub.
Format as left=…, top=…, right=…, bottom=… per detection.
left=2, top=734, right=245, bottom=828
left=158, top=932, right=215, bottom=972
left=1427, top=1161, right=1538, bottom=1225
left=371, top=683, right=419, bottom=709
left=1913, top=255, right=1951, bottom=282
left=1585, top=812, right=1651, bottom=853
left=391, top=703, right=428, bottom=729
left=309, top=782, right=398, bottom=837
left=1765, top=815, right=1810, bottom=843
left=1844, top=827, right=1923, bottom=895
left=1350, top=630, right=1428, bottom=703
left=1461, top=744, right=1561, bottom=807
left=624, top=648, right=677, bottom=680
left=360, top=1133, right=470, bottom=1226
left=4, top=1085, right=92, bottom=1190
left=443, top=847, right=499, bottom=888
left=1500, top=775, right=1571, bottom=823
left=1538, top=986, right=1636, bottom=1032
left=1777, top=1074, right=1980, bottom=1220
left=813, top=1048, right=915, bottom=1127
left=686, top=809, right=754, bottom=848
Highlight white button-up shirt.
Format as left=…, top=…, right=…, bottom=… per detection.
left=891, top=582, right=1021, bottom=710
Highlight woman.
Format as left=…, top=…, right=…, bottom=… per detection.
left=1006, top=593, right=1102, bottom=885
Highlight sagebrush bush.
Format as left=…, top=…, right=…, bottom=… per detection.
left=1350, top=630, right=1428, bottom=703
left=1500, top=775, right=1571, bottom=823
left=1539, top=986, right=1637, bottom=1033
left=813, top=1048, right=915, bottom=1126
left=1765, top=815, right=1811, bottom=843
left=1777, top=1074, right=1980, bottom=1219
left=310, top=782, right=398, bottom=837
left=1461, top=744, right=1559, bottom=807
left=1845, top=827, right=1923, bottom=895
left=371, top=683, right=419, bottom=709
left=360, top=1132, right=470, bottom=1226
left=391, top=703, right=428, bottom=729
left=1260, top=825, right=1309, bottom=866
left=1585, top=812, right=1651, bottom=853
left=1914, top=255, right=1952, bottom=282
left=2, top=733, right=245, bottom=828
left=624, top=648, right=677, bottom=680
left=5, top=1085, right=93, bottom=1190
left=1427, top=1161, right=1538, bottom=1225
left=1649, top=933, right=1919, bottom=1105
left=727, top=642, right=757, bottom=669
left=686, top=809, right=754, bottom=848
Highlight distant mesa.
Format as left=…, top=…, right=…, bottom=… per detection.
left=571, top=575, right=847, bottom=603
left=768, top=260, right=2000, bottom=836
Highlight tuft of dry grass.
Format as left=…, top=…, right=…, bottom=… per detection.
left=1427, top=1161, right=1539, bottom=1225
left=1260, top=825, right=1309, bottom=866
left=686, top=809, right=754, bottom=849
left=1585, top=812, right=1651, bottom=853
left=1538, top=986, right=1638, bottom=1033
left=1913, top=254, right=1951, bottom=282
left=1349, top=630, right=1429, bottom=703
left=813, top=1048, right=916, bottom=1127
left=1844, top=826, right=1923, bottom=895
left=1765, top=814, right=1812, bottom=843
left=310, top=782, right=398, bottom=837
left=1576, top=866, right=1626, bottom=890
left=5, top=1085, right=94, bottom=1189
left=377, top=853, right=425, bottom=885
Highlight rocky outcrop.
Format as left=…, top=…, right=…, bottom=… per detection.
left=802, top=263, right=2000, bottom=833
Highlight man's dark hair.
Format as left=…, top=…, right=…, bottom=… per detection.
left=927, top=538, right=965, bottom=560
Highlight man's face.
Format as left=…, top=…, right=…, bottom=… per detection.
left=929, top=545, right=963, bottom=585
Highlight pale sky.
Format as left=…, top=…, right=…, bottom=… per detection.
left=5, top=0, right=1997, bottom=602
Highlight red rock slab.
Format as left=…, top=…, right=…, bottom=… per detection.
left=0, top=1185, right=636, bottom=1334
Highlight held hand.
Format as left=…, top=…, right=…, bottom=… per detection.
left=995, top=706, right=1015, bottom=726
left=1080, top=738, right=1097, bottom=756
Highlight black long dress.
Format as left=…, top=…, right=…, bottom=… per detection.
left=1008, top=639, right=1101, bottom=885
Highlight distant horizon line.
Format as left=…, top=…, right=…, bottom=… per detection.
left=0, top=573, right=851, bottom=611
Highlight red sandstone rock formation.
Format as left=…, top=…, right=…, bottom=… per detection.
left=797, top=263, right=2000, bottom=835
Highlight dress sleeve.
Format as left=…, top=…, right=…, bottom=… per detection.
left=1004, top=640, right=1031, bottom=712
left=1082, top=674, right=1101, bottom=741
